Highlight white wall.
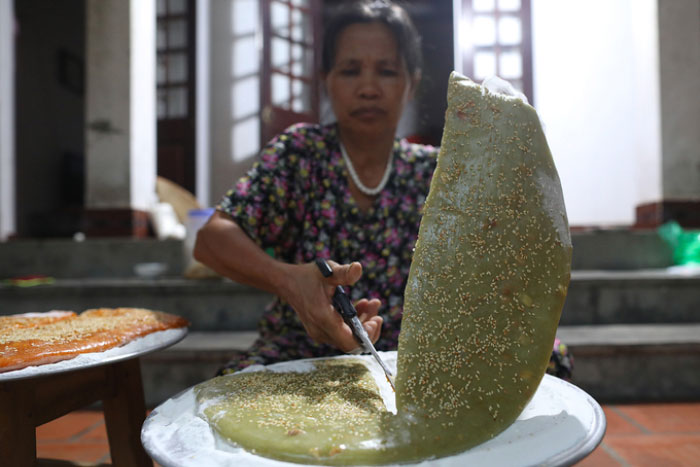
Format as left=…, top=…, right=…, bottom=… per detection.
left=209, top=0, right=262, bottom=206
left=531, top=0, right=661, bottom=226
left=86, top=0, right=156, bottom=210
left=0, top=0, right=14, bottom=240
left=657, top=0, right=700, bottom=199
left=129, top=0, right=157, bottom=211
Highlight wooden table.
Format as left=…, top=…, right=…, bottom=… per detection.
left=0, top=328, right=186, bottom=467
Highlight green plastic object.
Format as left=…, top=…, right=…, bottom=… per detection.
left=658, top=221, right=700, bottom=266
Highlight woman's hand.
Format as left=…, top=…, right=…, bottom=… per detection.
left=195, top=213, right=381, bottom=352
left=280, top=260, right=383, bottom=352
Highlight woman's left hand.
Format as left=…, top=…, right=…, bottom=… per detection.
left=352, top=298, right=383, bottom=344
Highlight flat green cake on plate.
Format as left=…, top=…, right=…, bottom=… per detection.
left=195, top=72, right=572, bottom=465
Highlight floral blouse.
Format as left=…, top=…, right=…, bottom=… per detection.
left=217, top=122, right=438, bottom=372
left=216, top=122, right=574, bottom=380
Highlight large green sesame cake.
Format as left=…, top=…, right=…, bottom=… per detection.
left=194, top=72, right=572, bottom=465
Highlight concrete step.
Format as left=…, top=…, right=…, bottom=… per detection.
left=561, top=269, right=700, bottom=325
left=0, top=238, right=185, bottom=279
left=140, top=324, right=700, bottom=407
left=0, top=229, right=674, bottom=279
left=1, top=270, right=698, bottom=329
left=0, top=277, right=272, bottom=331
left=558, top=324, right=700, bottom=403
left=569, top=229, right=672, bottom=270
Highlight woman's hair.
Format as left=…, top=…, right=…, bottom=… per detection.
left=321, top=0, right=422, bottom=78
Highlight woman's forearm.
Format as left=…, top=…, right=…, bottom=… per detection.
left=194, top=211, right=383, bottom=349
left=193, top=211, right=294, bottom=298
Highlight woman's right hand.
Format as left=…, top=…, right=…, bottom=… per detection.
left=195, top=213, right=381, bottom=352
left=280, top=260, right=383, bottom=353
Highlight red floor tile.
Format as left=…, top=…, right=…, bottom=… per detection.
left=37, top=441, right=111, bottom=464
left=576, top=444, right=623, bottom=466
left=606, top=434, right=700, bottom=467
left=80, top=419, right=108, bottom=441
left=36, top=411, right=104, bottom=442
left=33, top=405, right=700, bottom=466
left=602, top=406, right=646, bottom=436
left=617, top=403, right=700, bottom=433
left=34, top=410, right=158, bottom=465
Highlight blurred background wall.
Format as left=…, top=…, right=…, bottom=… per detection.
left=1, top=0, right=698, bottom=238
left=532, top=0, right=661, bottom=226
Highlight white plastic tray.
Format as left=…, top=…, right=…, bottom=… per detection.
left=0, top=327, right=188, bottom=382
left=142, top=351, right=605, bottom=467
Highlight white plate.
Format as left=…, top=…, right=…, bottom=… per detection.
left=142, top=351, right=605, bottom=467
left=0, top=327, right=188, bottom=382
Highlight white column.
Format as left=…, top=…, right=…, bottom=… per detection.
left=85, top=0, right=156, bottom=212
left=129, top=0, right=157, bottom=210
left=452, top=0, right=462, bottom=75
left=658, top=0, right=700, bottom=200
left=0, top=0, right=15, bottom=240
left=196, top=0, right=211, bottom=207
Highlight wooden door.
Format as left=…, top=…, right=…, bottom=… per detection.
left=260, top=0, right=322, bottom=145
left=156, top=0, right=196, bottom=192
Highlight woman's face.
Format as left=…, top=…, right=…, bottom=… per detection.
left=324, top=22, right=416, bottom=141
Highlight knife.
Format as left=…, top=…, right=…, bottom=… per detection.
left=315, top=258, right=395, bottom=391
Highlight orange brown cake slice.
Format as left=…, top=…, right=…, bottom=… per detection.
left=0, top=310, right=77, bottom=332
left=0, top=308, right=189, bottom=373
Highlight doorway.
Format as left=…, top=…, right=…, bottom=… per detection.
left=14, top=0, right=86, bottom=238
left=157, top=0, right=198, bottom=194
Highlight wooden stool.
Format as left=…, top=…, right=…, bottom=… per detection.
left=0, top=358, right=152, bottom=467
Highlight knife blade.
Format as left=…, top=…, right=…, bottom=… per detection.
left=315, top=258, right=395, bottom=391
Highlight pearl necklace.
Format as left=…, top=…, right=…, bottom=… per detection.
left=339, top=143, right=393, bottom=196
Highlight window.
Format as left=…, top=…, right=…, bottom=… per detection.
left=230, top=0, right=261, bottom=162
left=461, top=0, right=532, bottom=102
left=259, top=0, right=320, bottom=145
left=157, top=0, right=193, bottom=119
left=155, top=0, right=197, bottom=192
left=268, top=0, right=314, bottom=113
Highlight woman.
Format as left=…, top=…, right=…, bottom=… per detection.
left=195, top=0, right=573, bottom=379
left=195, top=0, right=437, bottom=373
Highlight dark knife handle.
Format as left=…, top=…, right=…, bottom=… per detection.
left=332, top=288, right=358, bottom=322
left=315, top=258, right=333, bottom=277
left=315, top=258, right=357, bottom=323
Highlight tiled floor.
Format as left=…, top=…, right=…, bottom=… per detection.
left=35, top=403, right=700, bottom=466
left=577, top=403, right=700, bottom=467
left=37, top=411, right=112, bottom=465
